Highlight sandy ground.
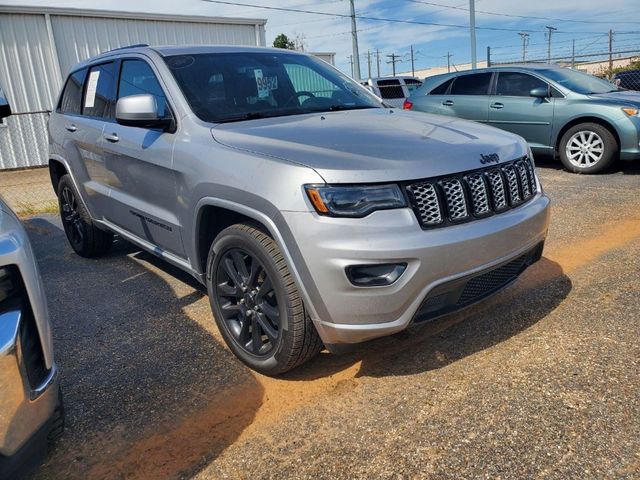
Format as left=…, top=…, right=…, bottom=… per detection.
left=0, top=167, right=57, bottom=215
left=24, top=158, right=640, bottom=480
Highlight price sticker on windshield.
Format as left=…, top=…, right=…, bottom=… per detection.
left=254, top=69, right=278, bottom=98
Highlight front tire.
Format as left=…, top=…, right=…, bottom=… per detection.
left=57, top=175, right=113, bottom=257
left=206, top=223, right=323, bottom=375
left=558, top=123, right=617, bottom=174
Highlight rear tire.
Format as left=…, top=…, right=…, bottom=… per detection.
left=57, top=175, right=113, bottom=257
left=558, top=122, right=617, bottom=174
left=206, top=223, right=323, bottom=375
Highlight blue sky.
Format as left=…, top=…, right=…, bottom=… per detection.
left=3, top=0, right=640, bottom=76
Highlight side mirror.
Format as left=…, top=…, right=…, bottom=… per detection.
left=530, top=86, right=549, bottom=99
left=115, top=94, right=170, bottom=129
left=0, top=86, right=11, bottom=120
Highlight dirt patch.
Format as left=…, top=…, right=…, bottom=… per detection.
left=86, top=381, right=264, bottom=480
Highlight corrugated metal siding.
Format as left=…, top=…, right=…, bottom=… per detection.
left=51, top=15, right=260, bottom=76
left=0, top=13, right=61, bottom=169
left=0, top=11, right=262, bottom=169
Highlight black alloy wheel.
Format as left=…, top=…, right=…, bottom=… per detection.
left=60, top=185, right=85, bottom=250
left=214, top=247, right=281, bottom=356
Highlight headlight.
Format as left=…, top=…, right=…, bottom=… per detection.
left=622, top=107, right=640, bottom=117
left=305, top=184, right=406, bottom=217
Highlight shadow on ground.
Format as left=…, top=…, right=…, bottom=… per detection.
left=25, top=216, right=571, bottom=479
left=25, top=218, right=263, bottom=480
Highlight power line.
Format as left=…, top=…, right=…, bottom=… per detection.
left=404, top=0, right=640, bottom=25
left=200, top=0, right=600, bottom=34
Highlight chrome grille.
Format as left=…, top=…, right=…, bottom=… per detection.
left=465, top=173, right=490, bottom=215
left=406, top=182, right=442, bottom=225
left=440, top=179, right=468, bottom=220
left=516, top=161, right=531, bottom=197
left=406, top=157, right=538, bottom=229
left=486, top=169, right=507, bottom=210
left=502, top=165, right=521, bottom=204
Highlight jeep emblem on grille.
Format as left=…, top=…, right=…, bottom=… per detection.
left=480, top=153, right=500, bottom=164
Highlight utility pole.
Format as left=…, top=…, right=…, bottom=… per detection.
left=518, top=32, right=530, bottom=62
left=572, top=39, right=575, bottom=68
left=469, top=0, right=477, bottom=69
left=446, top=52, right=452, bottom=73
left=349, top=0, right=361, bottom=80
left=410, top=45, right=415, bottom=76
left=366, top=50, right=372, bottom=79
left=386, top=53, right=401, bottom=76
left=347, top=55, right=354, bottom=78
left=376, top=48, right=381, bottom=77
left=608, top=29, right=614, bottom=73
left=545, top=26, right=557, bottom=64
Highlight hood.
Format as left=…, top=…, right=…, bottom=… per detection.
left=588, top=90, right=640, bottom=106
left=211, top=109, right=527, bottom=183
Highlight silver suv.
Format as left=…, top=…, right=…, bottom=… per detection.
left=48, top=45, right=550, bottom=375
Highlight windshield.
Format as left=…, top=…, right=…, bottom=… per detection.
left=164, top=52, right=382, bottom=123
left=540, top=68, right=618, bottom=94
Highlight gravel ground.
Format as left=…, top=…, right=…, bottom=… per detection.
left=25, top=157, right=640, bottom=480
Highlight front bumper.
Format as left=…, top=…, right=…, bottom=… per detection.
left=282, top=192, right=550, bottom=345
left=0, top=205, right=59, bottom=466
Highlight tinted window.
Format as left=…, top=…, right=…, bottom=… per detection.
left=83, top=62, right=116, bottom=119
left=59, top=68, right=88, bottom=115
left=118, top=59, right=169, bottom=117
left=450, top=73, right=492, bottom=95
left=429, top=78, right=454, bottom=95
left=165, top=52, right=380, bottom=123
left=496, top=72, right=547, bottom=96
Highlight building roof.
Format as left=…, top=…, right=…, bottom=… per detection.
left=0, top=5, right=267, bottom=25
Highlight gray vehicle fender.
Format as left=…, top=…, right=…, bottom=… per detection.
left=193, top=196, right=328, bottom=324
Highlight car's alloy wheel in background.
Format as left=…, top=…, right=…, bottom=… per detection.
left=559, top=122, right=617, bottom=174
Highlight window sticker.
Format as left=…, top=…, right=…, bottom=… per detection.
left=254, top=69, right=278, bottom=98
left=84, top=70, right=100, bottom=108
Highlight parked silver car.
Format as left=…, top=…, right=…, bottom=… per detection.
left=1, top=84, right=63, bottom=480
left=48, top=45, right=550, bottom=375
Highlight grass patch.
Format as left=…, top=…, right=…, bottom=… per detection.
left=15, top=201, right=59, bottom=217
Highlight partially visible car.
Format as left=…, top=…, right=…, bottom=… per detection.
left=0, top=88, right=63, bottom=480
left=406, top=65, right=640, bottom=173
left=614, top=69, right=640, bottom=91
left=361, top=76, right=422, bottom=108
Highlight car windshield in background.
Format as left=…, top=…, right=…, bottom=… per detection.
left=540, top=68, right=618, bottom=95
left=164, top=52, right=381, bottom=123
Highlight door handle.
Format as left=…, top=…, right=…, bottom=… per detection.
left=442, top=100, right=454, bottom=106
left=64, top=124, right=77, bottom=132
left=103, top=133, right=119, bottom=143
left=490, top=102, right=504, bottom=109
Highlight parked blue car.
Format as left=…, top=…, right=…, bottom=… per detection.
left=405, top=65, right=640, bottom=173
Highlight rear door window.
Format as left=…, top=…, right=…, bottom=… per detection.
left=118, top=59, right=169, bottom=118
left=82, top=62, right=117, bottom=119
left=59, top=68, right=88, bottom=115
left=449, top=73, right=492, bottom=95
left=496, top=72, right=548, bottom=96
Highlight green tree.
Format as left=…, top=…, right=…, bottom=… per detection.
left=273, top=33, right=295, bottom=50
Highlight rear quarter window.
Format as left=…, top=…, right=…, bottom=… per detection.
left=58, top=68, right=88, bottom=115
left=428, top=78, right=454, bottom=95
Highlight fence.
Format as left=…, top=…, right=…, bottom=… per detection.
left=487, top=48, right=640, bottom=83
left=0, top=110, right=51, bottom=170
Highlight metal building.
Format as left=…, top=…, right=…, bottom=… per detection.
left=0, top=6, right=267, bottom=170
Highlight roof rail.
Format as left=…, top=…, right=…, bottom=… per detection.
left=105, top=43, right=149, bottom=53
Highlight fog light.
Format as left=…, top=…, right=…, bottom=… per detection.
left=346, top=263, right=407, bottom=287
